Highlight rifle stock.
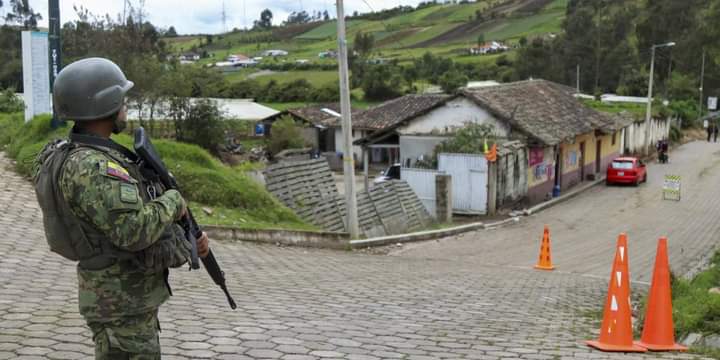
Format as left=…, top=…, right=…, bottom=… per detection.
left=134, top=127, right=237, bottom=310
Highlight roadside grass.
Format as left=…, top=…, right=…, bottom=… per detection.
left=0, top=112, right=312, bottom=231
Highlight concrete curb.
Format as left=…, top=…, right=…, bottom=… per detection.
left=524, top=177, right=606, bottom=216
left=203, top=225, right=350, bottom=249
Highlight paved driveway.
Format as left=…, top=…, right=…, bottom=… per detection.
left=0, top=142, right=715, bottom=360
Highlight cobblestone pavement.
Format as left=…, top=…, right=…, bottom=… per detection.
left=395, top=141, right=720, bottom=285
left=0, top=144, right=714, bottom=360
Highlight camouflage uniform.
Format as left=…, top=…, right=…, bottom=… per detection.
left=56, top=135, right=190, bottom=359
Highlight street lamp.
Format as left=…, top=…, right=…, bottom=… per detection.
left=645, top=42, right=675, bottom=155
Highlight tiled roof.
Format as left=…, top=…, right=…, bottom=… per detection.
left=352, top=94, right=452, bottom=131
left=462, top=79, right=618, bottom=145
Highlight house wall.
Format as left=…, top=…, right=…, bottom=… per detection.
left=495, top=147, right=528, bottom=207
left=399, top=135, right=449, bottom=167
left=301, top=127, right=319, bottom=149
left=396, top=98, right=511, bottom=137
left=334, top=128, right=366, bottom=161
left=526, top=146, right=556, bottom=204
left=525, top=130, right=622, bottom=205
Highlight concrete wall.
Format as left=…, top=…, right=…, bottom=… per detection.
left=301, top=127, right=319, bottom=149
left=621, top=118, right=671, bottom=155
left=527, top=146, right=556, bottom=204
left=397, top=97, right=510, bottom=137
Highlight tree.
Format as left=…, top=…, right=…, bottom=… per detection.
left=362, top=65, right=403, bottom=101
left=4, top=0, right=42, bottom=30
left=171, top=98, right=226, bottom=155
left=269, top=115, right=305, bottom=155
left=353, top=32, right=375, bottom=58
left=518, top=36, right=528, bottom=47
left=254, top=9, right=273, bottom=29
left=284, top=11, right=311, bottom=25
left=477, top=33, right=485, bottom=45
left=165, top=26, right=178, bottom=37
left=438, top=69, right=468, bottom=94
left=435, top=123, right=496, bottom=155
left=323, top=10, right=330, bottom=21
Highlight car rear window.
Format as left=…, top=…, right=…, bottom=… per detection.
left=611, top=161, right=634, bottom=170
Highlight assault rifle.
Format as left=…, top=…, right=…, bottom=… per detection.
left=134, top=127, right=237, bottom=309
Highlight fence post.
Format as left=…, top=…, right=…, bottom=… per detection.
left=436, top=174, right=452, bottom=223
left=488, top=161, right=497, bottom=216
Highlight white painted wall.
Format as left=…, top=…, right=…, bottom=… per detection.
left=621, top=118, right=671, bottom=154
left=400, top=135, right=448, bottom=167
left=396, top=97, right=510, bottom=137
left=334, top=128, right=365, bottom=160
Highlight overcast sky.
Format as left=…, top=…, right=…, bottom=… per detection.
left=19, top=0, right=425, bottom=35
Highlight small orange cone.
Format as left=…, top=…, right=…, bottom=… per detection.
left=635, top=237, right=687, bottom=351
left=534, top=225, right=555, bottom=270
left=586, top=233, right=646, bottom=352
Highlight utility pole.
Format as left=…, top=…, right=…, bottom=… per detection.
left=699, top=49, right=706, bottom=122
left=645, top=42, right=675, bottom=155
left=335, top=0, right=359, bottom=238
left=48, top=0, right=63, bottom=128
left=576, top=64, right=580, bottom=93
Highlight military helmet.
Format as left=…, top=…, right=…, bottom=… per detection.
left=53, top=57, right=134, bottom=121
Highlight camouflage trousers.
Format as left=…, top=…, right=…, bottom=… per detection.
left=87, top=310, right=161, bottom=360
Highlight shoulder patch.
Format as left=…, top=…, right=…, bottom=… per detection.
left=105, top=161, right=132, bottom=182
left=119, top=183, right=139, bottom=204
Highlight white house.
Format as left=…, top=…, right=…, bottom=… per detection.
left=179, top=52, right=200, bottom=62
left=262, top=49, right=289, bottom=57
left=470, top=41, right=509, bottom=55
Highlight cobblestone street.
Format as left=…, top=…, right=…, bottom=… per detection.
left=0, top=142, right=717, bottom=360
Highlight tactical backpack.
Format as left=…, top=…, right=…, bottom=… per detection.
left=34, top=139, right=98, bottom=261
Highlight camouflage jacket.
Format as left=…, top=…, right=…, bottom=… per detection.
left=57, top=138, right=187, bottom=321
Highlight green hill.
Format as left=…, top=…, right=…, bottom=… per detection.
left=167, top=0, right=568, bottom=86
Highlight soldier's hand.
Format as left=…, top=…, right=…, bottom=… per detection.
left=198, top=232, right=210, bottom=258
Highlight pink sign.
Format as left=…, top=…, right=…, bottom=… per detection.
left=529, top=147, right=544, bottom=166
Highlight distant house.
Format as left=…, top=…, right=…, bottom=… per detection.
left=366, top=58, right=388, bottom=65
left=318, top=50, right=337, bottom=58
left=470, top=41, right=509, bottom=55
left=178, top=52, right=200, bottom=63
left=262, top=104, right=369, bottom=169
left=295, top=59, right=310, bottom=64
left=215, top=54, right=257, bottom=68
left=262, top=49, right=289, bottom=57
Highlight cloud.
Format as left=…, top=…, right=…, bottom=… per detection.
left=27, top=0, right=425, bottom=34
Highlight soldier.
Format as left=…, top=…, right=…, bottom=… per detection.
left=33, top=57, right=210, bottom=359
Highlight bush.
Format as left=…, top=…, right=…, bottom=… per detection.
left=268, top=115, right=305, bottom=155
left=0, top=112, right=23, bottom=149
left=170, top=98, right=225, bottom=154
left=434, top=123, right=496, bottom=155
left=0, top=88, right=24, bottom=113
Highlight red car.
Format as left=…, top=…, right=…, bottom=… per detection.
left=606, top=157, right=647, bottom=186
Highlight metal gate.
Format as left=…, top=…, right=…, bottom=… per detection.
left=401, top=167, right=444, bottom=217
left=438, top=153, right=488, bottom=214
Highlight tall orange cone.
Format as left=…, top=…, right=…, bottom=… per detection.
left=635, top=237, right=687, bottom=351
left=586, top=233, right=646, bottom=352
left=534, top=225, right=555, bottom=270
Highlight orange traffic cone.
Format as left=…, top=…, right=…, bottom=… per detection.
left=586, top=233, right=646, bottom=352
left=635, top=237, right=687, bottom=351
left=534, top=225, right=555, bottom=270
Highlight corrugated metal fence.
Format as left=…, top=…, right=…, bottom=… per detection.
left=438, top=153, right=488, bottom=215
left=401, top=167, right=444, bottom=217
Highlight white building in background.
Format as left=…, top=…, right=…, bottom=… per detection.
left=466, top=80, right=500, bottom=88
left=262, top=49, right=289, bottom=57
left=600, top=94, right=650, bottom=104
left=127, top=98, right=279, bottom=122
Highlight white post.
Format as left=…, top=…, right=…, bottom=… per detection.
left=335, top=0, right=359, bottom=238
left=644, top=46, right=656, bottom=156
left=576, top=64, right=580, bottom=93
